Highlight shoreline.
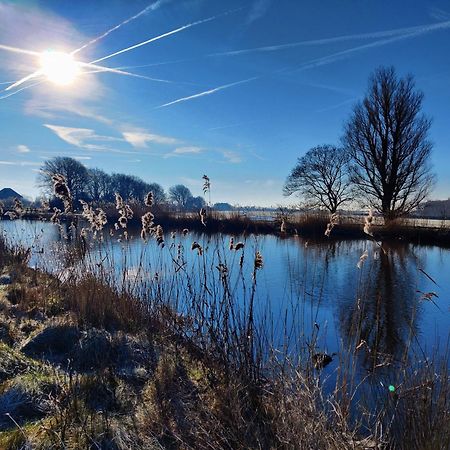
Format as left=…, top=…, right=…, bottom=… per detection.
left=3, top=210, right=450, bottom=248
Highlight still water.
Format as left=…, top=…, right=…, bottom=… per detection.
left=1, top=219, right=449, bottom=378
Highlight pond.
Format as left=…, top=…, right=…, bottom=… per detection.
left=1, top=219, right=449, bottom=393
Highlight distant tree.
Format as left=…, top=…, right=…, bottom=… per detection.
left=213, top=202, right=234, bottom=211
left=146, top=182, right=166, bottom=205
left=109, top=174, right=145, bottom=201
left=187, top=195, right=206, bottom=211
left=169, top=184, right=192, bottom=209
left=85, top=168, right=112, bottom=203
left=343, top=67, right=435, bottom=221
left=283, top=145, right=352, bottom=213
left=38, top=157, right=89, bottom=205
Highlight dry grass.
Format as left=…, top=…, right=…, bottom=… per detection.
left=0, top=205, right=449, bottom=449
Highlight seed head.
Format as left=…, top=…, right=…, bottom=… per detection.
left=144, top=191, right=154, bottom=207
left=191, top=241, right=203, bottom=256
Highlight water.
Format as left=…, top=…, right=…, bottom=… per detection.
left=1, top=219, right=449, bottom=378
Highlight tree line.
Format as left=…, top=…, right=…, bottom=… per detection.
left=284, top=66, right=435, bottom=222
left=37, top=158, right=206, bottom=211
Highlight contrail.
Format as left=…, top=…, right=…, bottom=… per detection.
left=157, top=77, right=258, bottom=108
left=0, top=81, right=14, bottom=85
left=292, top=31, right=435, bottom=73
left=112, top=19, right=450, bottom=69
left=81, top=63, right=175, bottom=83
left=91, top=8, right=241, bottom=64
left=5, top=70, right=42, bottom=91
left=157, top=21, right=450, bottom=108
left=5, top=62, right=175, bottom=93
left=315, top=97, right=359, bottom=113
left=210, top=19, right=450, bottom=57
left=84, top=64, right=201, bottom=86
left=114, top=57, right=198, bottom=70
left=71, top=0, right=171, bottom=56
left=0, top=44, right=40, bottom=57
left=0, top=81, right=42, bottom=100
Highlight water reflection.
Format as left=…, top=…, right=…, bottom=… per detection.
left=339, top=242, right=422, bottom=372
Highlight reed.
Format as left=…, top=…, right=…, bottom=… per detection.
left=0, top=184, right=448, bottom=449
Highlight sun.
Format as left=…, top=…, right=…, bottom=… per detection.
left=40, top=50, right=80, bottom=86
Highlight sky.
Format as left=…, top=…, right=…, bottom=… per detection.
left=1, top=0, right=450, bottom=206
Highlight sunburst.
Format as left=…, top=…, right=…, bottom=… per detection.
left=40, top=50, right=80, bottom=86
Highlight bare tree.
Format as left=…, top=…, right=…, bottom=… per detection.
left=146, top=183, right=166, bottom=205
left=283, top=145, right=352, bottom=213
left=38, top=157, right=89, bottom=204
left=169, top=184, right=193, bottom=209
left=343, top=67, right=435, bottom=221
left=187, top=195, right=206, bottom=211
left=86, top=168, right=112, bottom=203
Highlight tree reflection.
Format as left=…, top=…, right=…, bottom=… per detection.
left=339, top=241, right=421, bottom=372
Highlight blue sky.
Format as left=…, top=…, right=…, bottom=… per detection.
left=1, top=0, right=450, bottom=205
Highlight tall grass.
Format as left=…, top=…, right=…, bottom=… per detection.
left=0, top=195, right=449, bottom=448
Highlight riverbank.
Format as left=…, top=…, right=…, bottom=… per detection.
left=6, top=207, right=450, bottom=247
left=0, top=238, right=363, bottom=449
left=0, top=235, right=449, bottom=449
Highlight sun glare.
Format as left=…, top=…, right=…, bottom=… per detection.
left=40, top=50, right=80, bottom=86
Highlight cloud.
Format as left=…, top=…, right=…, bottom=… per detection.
left=0, top=160, right=41, bottom=167
left=429, top=7, right=450, bottom=21
left=30, top=104, right=114, bottom=126
left=244, top=178, right=276, bottom=187
left=221, top=150, right=242, bottom=163
left=44, top=124, right=121, bottom=150
left=173, top=146, right=203, bottom=154
left=163, top=146, right=204, bottom=159
left=247, top=0, right=271, bottom=24
left=17, top=145, right=31, bottom=153
left=122, top=131, right=179, bottom=148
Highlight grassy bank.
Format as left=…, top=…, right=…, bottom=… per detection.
left=0, top=228, right=449, bottom=449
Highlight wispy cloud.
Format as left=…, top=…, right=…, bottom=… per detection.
left=210, top=20, right=450, bottom=57
left=429, top=7, right=450, bottom=22
left=247, top=0, right=271, bottom=24
left=164, top=146, right=204, bottom=158
left=221, top=150, right=242, bottom=164
left=122, top=130, right=179, bottom=147
left=158, top=76, right=258, bottom=108
left=44, top=124, right=121, bottom=150
left=173, top=146, right=203, bottom=155
left=174, top=146, right=203, bottom=154
left=0, top=160, right=41, bottom=167
left=17, top=145, right=31, bottom=154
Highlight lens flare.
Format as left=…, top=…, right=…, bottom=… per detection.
left=40, top=50, right=80, bottom=86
